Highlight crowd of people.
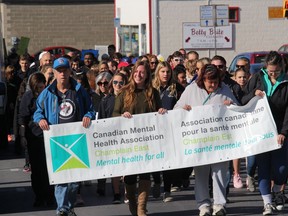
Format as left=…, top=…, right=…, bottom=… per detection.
left=3, top=44, right=288, bottom=216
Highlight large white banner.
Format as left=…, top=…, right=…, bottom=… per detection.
left=44, top=96, right=280, bottom=184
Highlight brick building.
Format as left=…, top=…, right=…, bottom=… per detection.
left=0, top=0, right=115, bottom=55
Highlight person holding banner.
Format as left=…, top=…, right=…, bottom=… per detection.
left=33, top=57, right=95, bottom=216
left=174, top=64, right=239, bottom=216
left=242, top=51, right=288, bottom=215
left=113, top=60, right=166, bottom=216
left=98, top=72, right=128, bottom=204
left=152, top=61, right=186, bottom=202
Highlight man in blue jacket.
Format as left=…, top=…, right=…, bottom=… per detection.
left=33, top=57, right=95, bottom=216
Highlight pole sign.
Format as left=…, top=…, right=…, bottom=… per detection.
left=200, top=5, right=215, bottom=27
left=183, top=22, right=232, bottom=49
left=216, top=5, right=229, bottom=26
left=200, top=5, right=229, bottom=27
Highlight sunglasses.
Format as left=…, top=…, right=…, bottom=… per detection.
left=213, top=64, right=225, bottom=69
left=236, top=64, right=246, bottom=69
left=174, top=58, right=183, bottom=62
left=97, top=81, right=109, bottom=86
left=113, top=80, right=124, bottom=86
left=150, top=62, right=157, bottom=65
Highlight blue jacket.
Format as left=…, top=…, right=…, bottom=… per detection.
left=33, top=78, right=95, bottom=125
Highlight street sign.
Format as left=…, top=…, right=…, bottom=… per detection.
left=200, top=5, right=214, bottom=19
left=216, top=19, right=229, bottom=26
left=216, top=5, right=229, bottom=26
left=114, top=17, right=120, bottom=28
left=200, top=19, right=214, bottom=27
left=200, top=5, right=229, bottom=27
left=200, top=5, right=214, bottom=27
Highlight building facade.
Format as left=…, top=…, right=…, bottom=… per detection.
left=0, top=0, right=114, bottom=55
left=115, top=0, right=288, bottom=64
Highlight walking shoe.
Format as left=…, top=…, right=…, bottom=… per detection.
left=56, top=211, right=68, bottom=216
left=67, top=209, right=77, bottom=216
left=23, top=164, right=31, bottom=173
left=233, top=174, right=243, bottom=189
left=274, top=191, right=285, bottom=211
left=182, top=179, right=190, bottom=188
left=152, top=183, right=161, bottom=198
left=171, top=186, right=181, bottom=192
left=246, top=175, right=256, bottom=192
left=162, top=192, right=173, bottom=202
left=263, top=203, right=275, bottom=215
left=199, top=205, right=211, bottom=216
left=282, top=191, right=288, bottom=204
left=74, top=194, right=85, bottom=206
left=124, top=193, right=129, bottom=204
left=112, top=193, right=121, bottom=204
left=212, top=204, right=226, bottom=216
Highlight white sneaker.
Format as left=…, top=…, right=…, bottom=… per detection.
left=212, top=204, right=226, bottom=216
left=199, top=205, right=211, bottom=216
left=263, top=203, right=275, bottom=215
left=162, top=192, right=173, bottom=202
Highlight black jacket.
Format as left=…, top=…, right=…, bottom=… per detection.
left=242, top=71, right=288, bottom=136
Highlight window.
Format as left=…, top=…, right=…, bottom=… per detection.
left=229, top=7, right=239, bottom=22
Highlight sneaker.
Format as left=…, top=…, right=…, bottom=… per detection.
left=152, top=183, right=161, bottom=198
left=74, top=194, right=84, bottom=206
left=199, top=205, right=211, bottom=216
left=212, top=204, right=226, bottom=216
left=233, top=174, right=243, bottom=189
left=182, top=179, right=190, bottom=189
left=263, top=203, right=275, bottom=215
left=246, top=175, right=256, bottom=192
left=23, top=164, right=31, bottom=173
left=67, top=209, right=77, bottom=216
left=112, top=193, right=121, bottom=204
left=171, top=186, right=181, bottom=192
left=162, top=192, right=173, bottom=202
left=56, top=211, right=68, bottom=216
left=124, top=193, right=129, bottom=204
left=274, top=191, right=285, bottom=211
left=282, top=191, right=288, bottom=204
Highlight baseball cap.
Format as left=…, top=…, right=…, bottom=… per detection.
left=53, top=57, right=70, bottom=70
left=117, top=61, right=129, bottom=69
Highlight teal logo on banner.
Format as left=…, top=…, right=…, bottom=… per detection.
left=50, top=134, right=90, bottom=172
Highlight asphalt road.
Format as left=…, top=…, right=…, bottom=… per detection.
left=0, top=141, right=288, bottom=216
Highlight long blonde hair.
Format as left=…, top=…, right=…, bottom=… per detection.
left=152, top=61, right=177, bottom=97
left=121, top=60, right=155, bottom=111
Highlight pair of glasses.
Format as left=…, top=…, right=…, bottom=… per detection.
left=113, top=80, right=124, bottom=86
left=97, top=81, right=109, bottom=86
left=214, top=64, right=225, bottom=69
left=150, top=62, right=157, bottom=65
left=236, top=64, right=246, bottom=69
left=174, top=58, right=183, bottom=62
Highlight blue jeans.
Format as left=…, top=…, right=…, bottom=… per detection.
left=55, top=182, right=79, bottom=212
left=247, top=155, right=257, bottom=177
left=256, top=141, right=288, bottom=195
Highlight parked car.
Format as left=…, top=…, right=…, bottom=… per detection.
left=278, top=44, right=288, bottom=52
left=32, top=46, right=81, bottom=60
left=228, top=51, right=288, bottom=74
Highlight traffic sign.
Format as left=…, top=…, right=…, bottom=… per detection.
left=216, top=5, right=229, bottom=26
left=216, top=19, right=229, bottom=26
left=200, top=5, right=214, bottom=27
left=200, top=5, right=214, bottom=19
left=216, top=5, right=229, bottom=19
left=200, top=19, right=214, bottom=27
